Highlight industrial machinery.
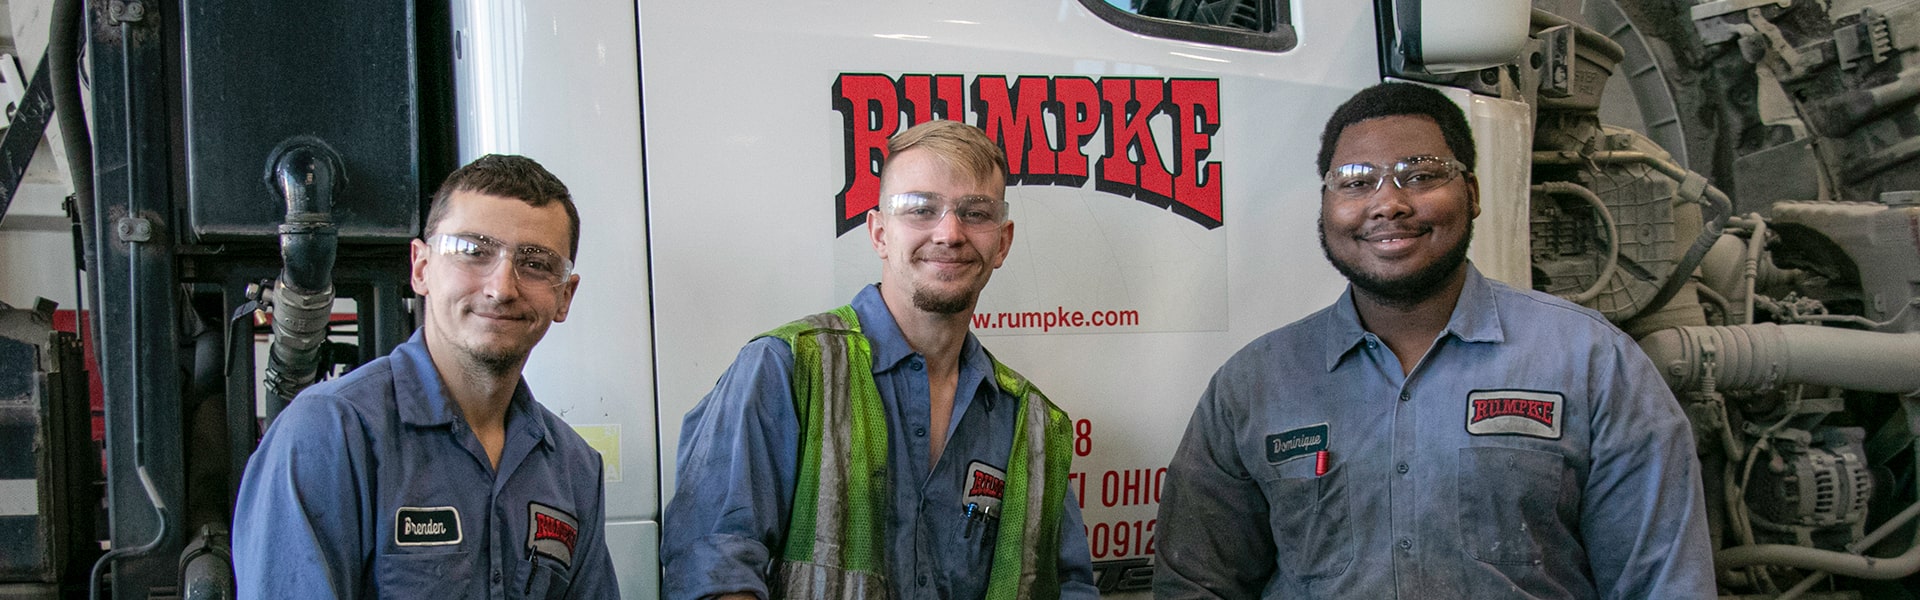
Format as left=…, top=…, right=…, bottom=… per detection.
left=1509, top=2, right=1920, bottom=597
left=0, top=0, right=1914, bottom=598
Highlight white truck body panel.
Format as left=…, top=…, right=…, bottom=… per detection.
left=457, top=0, right=1531, bottom=595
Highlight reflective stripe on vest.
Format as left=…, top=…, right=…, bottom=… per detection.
left=760, top=306, right=1071, bottom=600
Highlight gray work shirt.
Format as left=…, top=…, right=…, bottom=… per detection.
left=1154, top=265, right=1714, bottom=599
left=662, top=284, right=1097, bottom=599
left=233, top=330, right=618, bottom=600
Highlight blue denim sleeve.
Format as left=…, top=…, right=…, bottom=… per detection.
left=566, top=452, right=620, bottom=599
left=233, top=394, right=371, bottom=600
left=1056, top=487, right=1099, bottom=599
left=661, top=338, right=800, bottom=600
left=1581, top=336, right=1716, bottom=599
left=1152, top=374, right=1276, bottom=598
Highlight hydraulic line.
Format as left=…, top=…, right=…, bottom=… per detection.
left=90, top=14, right=172, bottom=597
left=49, top=0, right=99, bottom=360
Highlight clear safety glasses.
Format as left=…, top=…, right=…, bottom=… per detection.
left=882, top=192, right=1008, bottom=232
left=1322, top=156, right=1471, bottom=200
left=424, top=233, right=574, bottom=288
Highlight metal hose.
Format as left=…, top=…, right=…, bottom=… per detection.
left=49, top=0, right=99, bottom=359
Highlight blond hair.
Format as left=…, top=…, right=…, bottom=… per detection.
left=881, top=120, right=1008, bottom=187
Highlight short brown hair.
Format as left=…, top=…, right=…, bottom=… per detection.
left=423, top=154, right=581, bottom=260
left=880, top=120, right=1008, bottom=190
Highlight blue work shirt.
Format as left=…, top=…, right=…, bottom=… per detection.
left=663, top=284, right=1098, bottom=599
left=233, top=330, right=617, bottom=600
left=1154, top=265, right=1714, bottom=599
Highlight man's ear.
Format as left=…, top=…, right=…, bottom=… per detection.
left=988, top=219, right=1014, bottom=269
left=409, top=238, right=432, bottom=297
left=1466, top=174, right=1482, bottom=219
left=551, top=274, right=580, bottom=323
left=868, top=209, right=888, bottom=258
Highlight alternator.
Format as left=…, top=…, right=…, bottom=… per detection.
left=1745, top=428, right=1872, bottom=536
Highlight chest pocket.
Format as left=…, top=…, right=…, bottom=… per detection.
left=1456, top=446, right=1571, bottom=565
left=1255, top=460, right=1354, bottom=583
left=523, top=556, right=573, bottom=599
left=375, top=550, right=473, bottom=595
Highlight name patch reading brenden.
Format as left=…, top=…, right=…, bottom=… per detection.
left=394, top=506, right=462, bottom=546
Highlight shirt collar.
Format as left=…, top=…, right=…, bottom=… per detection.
left=1319, top=262, right=1505, bottom=372
left=850, top=284, right=1003, bottom=408
left=391, top=329, right=554, bottom=449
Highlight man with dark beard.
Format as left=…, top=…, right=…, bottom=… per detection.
left=1152, top=82, right=1713, bottom=598
left=234, top=155, right=617, bottom=599
left=663, top=120, right=1097, bottom=600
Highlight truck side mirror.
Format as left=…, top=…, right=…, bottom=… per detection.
left=1383, top=0, right=1529, bottom=74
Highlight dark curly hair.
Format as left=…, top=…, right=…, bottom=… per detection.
left=1315, top=82, right=1476, bottom=177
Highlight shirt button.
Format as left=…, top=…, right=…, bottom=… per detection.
left=1398, top=539, right=1412, bottom=549
left=914, top=427, right=926, bottom=437
left=491, top=570, right=501, bottom=583
left=1398, top=390, right=1410, bottom=401
left=1366, top=340, right=1377, bottom=349
left=909, top=359, right=923, bottom=371
left=917, top=574, right=929, bottom=586
left=1397, top=463, right=1409, bottom=474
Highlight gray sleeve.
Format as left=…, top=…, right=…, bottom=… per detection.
left=1056, top=487, right=1099, bottom=599
left=1153, top=375, right=1274, bottom=598
left=1579, top=337, right=1716, bottom=599
left=232, top=395, right=370, bottom=600
left=660, top=339, right=801, bottom=600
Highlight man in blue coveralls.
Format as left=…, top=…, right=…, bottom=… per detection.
left=1153, top=82, right=1715, bottom=598
left=234, top=155, right=617, bottom=599
left=662, top=120, right=1097, bottom=599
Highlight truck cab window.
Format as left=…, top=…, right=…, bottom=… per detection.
left=1080, top=0, right=1293, bottom=51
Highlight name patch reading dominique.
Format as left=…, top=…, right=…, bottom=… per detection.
left=1266, top=423, right=1329, bottom=464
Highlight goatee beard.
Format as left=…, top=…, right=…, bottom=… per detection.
left=1320, top=215, right=1472, bottom=310
left=911, top=286, right=974, bottom=315
left=459, top=345, right=525, bottom=378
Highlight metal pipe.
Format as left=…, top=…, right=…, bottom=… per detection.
left=1741, top=215, right=1765, bottom=325
left=1778, top=500, right=1920, bottom=598
left=261, top=140, right=343, bottom=416
left=1802, top=67, right=1920, bottom=139
left=91, top=16, right=172, bottom=599
left=1641, top=323, right=1920, bottom=395
left=1720, top=500, right=1920, bottom=580
left=1534, top=182, right=1619, bottom=304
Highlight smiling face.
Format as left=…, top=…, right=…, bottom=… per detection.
left=410, top=190, right=579, bottom=377
left=1318, top=114, right=1479, bottom=307
left=869, top=147, right=1013, bottom=317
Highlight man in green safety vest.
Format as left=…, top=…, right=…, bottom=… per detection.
left=662, top=120, right=1098, bottom=600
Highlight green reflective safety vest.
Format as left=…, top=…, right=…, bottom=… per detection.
left=759, top=305, right=1073, bottom=600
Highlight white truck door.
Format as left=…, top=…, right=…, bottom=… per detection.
left=641, top=2, right=1376, bottom=595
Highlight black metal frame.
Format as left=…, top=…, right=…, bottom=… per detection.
left=88, top=0, right=189, bottom=594
left=81, top=0, right=454, bottom=596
